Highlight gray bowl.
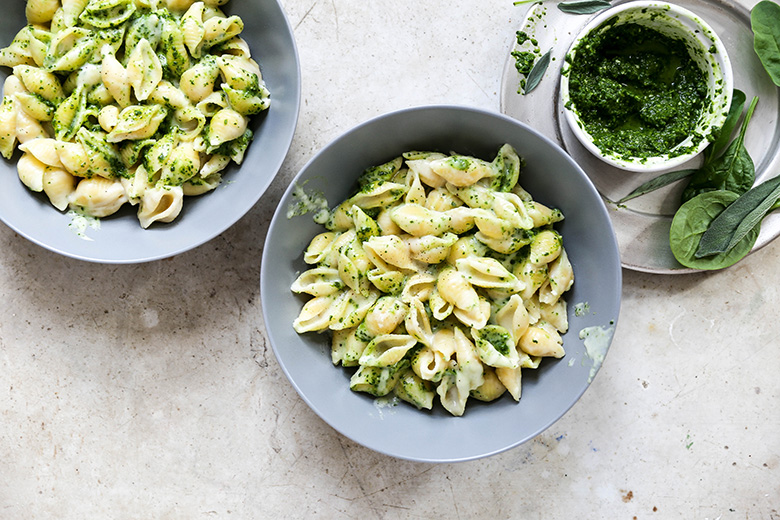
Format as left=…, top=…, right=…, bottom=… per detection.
left=0, top=0, right=300, bottom=263
left=261, top=106, right=622, bottom=462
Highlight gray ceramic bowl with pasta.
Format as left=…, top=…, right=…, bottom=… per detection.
left=261, top=105, right=622, bottom=462
left=0, top=0, right=299, bottom=263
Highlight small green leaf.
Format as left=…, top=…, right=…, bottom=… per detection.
left=751, top=1, right=780, bottom=86
left=523, top=49, right=551, bottom=94
left=617, top=169, right=697, bottom=203
left=557, top=0, right=611, bottom=15
left=670, top=190, right=759, bottom=270
left=706, top=89, right=746, bottom=163
left=695, top=175, right=780, bottom=257
left=681, top=97, right=759, bottom=203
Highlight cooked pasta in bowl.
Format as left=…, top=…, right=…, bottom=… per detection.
left=0, top=0, right=299, bottom=262
left=261, top=106, right=622, bottom=462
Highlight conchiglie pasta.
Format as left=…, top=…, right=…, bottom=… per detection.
left=291, top=146, right=574, bottom=416
left=69, top=176, right=129, bottom=217
left=0, top=0, right=270, bottom=227
left=137, top=186, right=184, bottom=228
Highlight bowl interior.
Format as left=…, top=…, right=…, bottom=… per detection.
left=0, top=0, right=300, bottom=263
left=261, top=106, right=622, bottom=462
left=561, top=1, right=732, bottom=173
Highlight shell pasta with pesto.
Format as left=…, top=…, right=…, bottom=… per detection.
left=0, top=0, right=269, bottom=227
left=291, top=145, right=574, bottom=416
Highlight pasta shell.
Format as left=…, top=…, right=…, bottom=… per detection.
left=69, top=176, right=128, bottom=217
left=17, top=152, right=46, bottom=192
left=207, top=108, right=247, bottom=148
left=126, top=38, right=163, bottom=101
left=43, top=167, right=77, bottom=211
left=137, top=185, right=184, bottom=228
left=471, top=367, right=507, bottom=402
left=26, top=0, right=60, bottom=24
left=291, top=267, right=344, bottom=297
left=362, top=296, right=408, bottom=337
left=19, top=138, right=64, bottom=168
left=359, top=334, right=418, bottom=368
left=430, top=154, right=496, bottom=187
left=389, top=203, right=450, bottom=237
left=519, top=321, right=565, bottom=358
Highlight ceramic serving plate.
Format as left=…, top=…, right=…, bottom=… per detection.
left=501, top=0, right=780, bottom=274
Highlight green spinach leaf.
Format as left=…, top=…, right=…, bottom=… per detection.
left=751, top=1, right=780, bottom=87
left=670, top=190, right=760, bottom=270
left=681, top=96, right=758, bottom=203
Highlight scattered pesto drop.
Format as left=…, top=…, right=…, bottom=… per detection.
left=573, top=301, right=590, bottom=317
left=567, top=22, right=708, bottom=160
left=67, top=210, right=100, bottom=241
left=579, top=324, right=615, bottom=382
left=287, top=183, right=330, bottom=224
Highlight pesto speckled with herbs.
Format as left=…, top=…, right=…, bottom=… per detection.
left=566, top=21, right=709, bottom=160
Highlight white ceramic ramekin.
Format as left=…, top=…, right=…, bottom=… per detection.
left=560, top=1, right=733, bottom=173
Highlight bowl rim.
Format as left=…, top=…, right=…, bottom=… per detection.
left=261, top=104, right=623, bottom=462
left=559, top=0, right=733, bottom=173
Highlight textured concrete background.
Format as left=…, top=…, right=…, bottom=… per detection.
left=0, top=0, right=778, bottom=518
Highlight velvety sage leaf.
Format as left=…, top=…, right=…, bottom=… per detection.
left=696, top=175, right=780, bottom=257
left=706, top=89, right=746, bottom=163
left=523, top=49, right=551, bottom=94
left=617, top=169, right=697, bottom=203
left=751, top=1, right=780, bottom=87
left=557, top=0, right=611, bottom=15
left=670, top=190, right=759, bottom=270
left=681, top=97, right=758, bottom=203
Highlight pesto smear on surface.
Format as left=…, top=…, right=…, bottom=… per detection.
left=566, top=22, right=709, bottom=160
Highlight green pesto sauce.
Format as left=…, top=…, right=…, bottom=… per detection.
left=567, top=22, right=708, bottom=160
left=483, top=328, right=510, bottom=355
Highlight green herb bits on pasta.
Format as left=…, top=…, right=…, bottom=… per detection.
left=0, top=0, right=270, bottom=227
left=291, top=145, right=574, bottom=416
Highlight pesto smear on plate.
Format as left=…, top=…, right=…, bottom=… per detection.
left=566, top=22, right=708, bottom=160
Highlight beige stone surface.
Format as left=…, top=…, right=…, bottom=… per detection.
left=0, top=0, right=778, bottom=518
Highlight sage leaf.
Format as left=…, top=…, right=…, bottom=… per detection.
left=695, top=175, right=780, bottom=257
left=670, top=190, right=759, bottom=270
left=617, top=169, right=697, bottom=203
left=681, top=97, right=758, bottom=203
left=558, top=0, right=612, bottom=14
left=523, top=49, right=551, bottom=94
left=751, top=1, right=780, bottom=87
left=706, top=89, right=746, bottom=163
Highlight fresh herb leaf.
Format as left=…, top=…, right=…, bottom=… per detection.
left=751, top=0, right=780, bottom=87
left=681, top=96, right=759, bottom=203
left=523, top=49, right=551, bottom=94
left=558, top=0, right=611, bottom=15
left=670, top=190, right=760, bottom=270
left=695, top=175, right=780, bottom=257
left=617, top=169, right=697, bottom=203
left=705, top=89, right=746, bottom=163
